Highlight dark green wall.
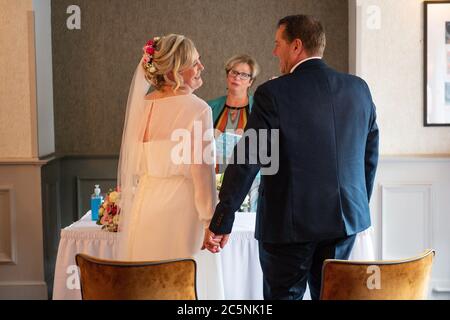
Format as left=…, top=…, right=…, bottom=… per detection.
left=51, top=0, right=349, bottom=155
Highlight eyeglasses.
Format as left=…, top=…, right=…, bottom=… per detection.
left=228, top=69, right=252, bottom=80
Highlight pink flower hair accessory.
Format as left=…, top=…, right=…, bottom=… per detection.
left=142, top=36, right=161, bottom=74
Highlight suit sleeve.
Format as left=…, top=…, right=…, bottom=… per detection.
left=209, top=85, right=279, bottom=234
left=364, top=96, right=379, bottom=201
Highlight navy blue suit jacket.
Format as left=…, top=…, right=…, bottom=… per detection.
left=209, top=59, right=379, bottom=243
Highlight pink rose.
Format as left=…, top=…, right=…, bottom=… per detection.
left=146, top=46, right=155, bottom=55
left=146, top=40, right=154, bottom=46
left=100, top=213, right=109, bottom=225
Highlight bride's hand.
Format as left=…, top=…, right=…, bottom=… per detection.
left=201, top=228, right=227, bottom=253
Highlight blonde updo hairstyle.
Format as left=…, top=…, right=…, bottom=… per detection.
left=143, top=34, right=197, bottom=92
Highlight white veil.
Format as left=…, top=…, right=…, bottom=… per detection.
left=116, top=57, right=152, bottom=260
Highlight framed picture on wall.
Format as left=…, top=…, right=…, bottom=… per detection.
left=424, top=1, right=450, bottom=126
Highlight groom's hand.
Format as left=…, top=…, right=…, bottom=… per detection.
left=201, top=229, right=230, bottom=253
left=218, top=233, right=230, bottom=249
left=201, top=228, right=221, bottom=253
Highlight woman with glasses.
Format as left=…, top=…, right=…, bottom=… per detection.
left=208, top=54, right=260, bottom=138
left=207, top=54, right=260, bottom=212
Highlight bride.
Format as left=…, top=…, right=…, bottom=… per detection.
left=116, top=34, right=220, bottom=262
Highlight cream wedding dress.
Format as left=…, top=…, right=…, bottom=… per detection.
left=119, top=94, right=224, bottom=298
left=121, top=93, right=216, bottom=260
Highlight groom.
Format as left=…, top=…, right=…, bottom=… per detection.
left=203, top=14, right=379, bottom=300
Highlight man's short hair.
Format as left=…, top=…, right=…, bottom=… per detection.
left=278, top=15, right=326, bottom=56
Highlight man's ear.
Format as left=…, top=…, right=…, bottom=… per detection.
left=293, top=38, right=303, bottom=55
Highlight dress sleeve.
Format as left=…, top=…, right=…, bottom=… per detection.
left=190, top=107, right=217, bottom=228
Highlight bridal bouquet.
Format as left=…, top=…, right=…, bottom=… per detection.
left=96, top=189, right=120, bottom=232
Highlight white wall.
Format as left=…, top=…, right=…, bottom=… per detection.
left=33, top=0, right=55, bottom=157
left=369, top=157, right=450, bottom=299
left=351, top=0, right=450, bottom=299
left=351, top=0, right=450, bottom=155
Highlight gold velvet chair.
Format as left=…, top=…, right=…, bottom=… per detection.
left=320, top=249, right=435, bottom=300
left=75, top=254, right=197, bottom=300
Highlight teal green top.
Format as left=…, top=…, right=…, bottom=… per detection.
left=206, top=94, right=260, bottom=213
left=207, top=95, right=254, bottom=123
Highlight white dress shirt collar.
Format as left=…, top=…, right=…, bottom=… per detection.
left=290, top=56, right=322, bottom=73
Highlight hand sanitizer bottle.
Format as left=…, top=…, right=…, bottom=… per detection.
left=91, top=184, right=103, bottom=221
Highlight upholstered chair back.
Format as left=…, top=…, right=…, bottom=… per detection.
left=75, top=254, right=197, bottom=300
left=320, top=249, right=435, bottom=300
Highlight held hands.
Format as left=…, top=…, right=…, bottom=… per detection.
left=201, top=228, right=230, bottom=253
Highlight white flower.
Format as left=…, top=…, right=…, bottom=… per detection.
left=149, top=66, right=156, bottom=73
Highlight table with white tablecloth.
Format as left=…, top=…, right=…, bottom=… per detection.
left=52, top=211, right=375, bottom=300
left=52, top=211, right=263, bottom=300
